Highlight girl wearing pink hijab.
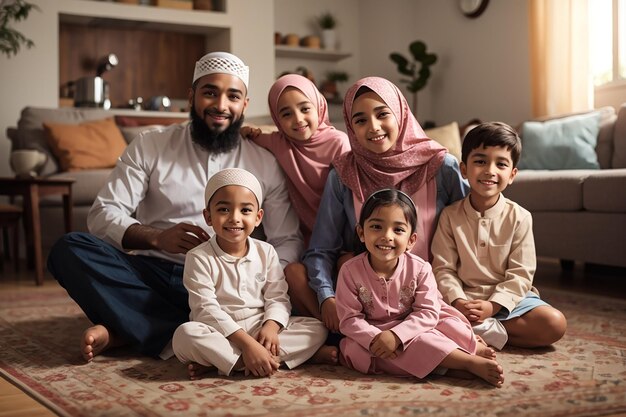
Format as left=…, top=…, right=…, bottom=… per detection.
left=294, top=77, right=468, bottom=332
left=241, top=74, right=350, bottom=245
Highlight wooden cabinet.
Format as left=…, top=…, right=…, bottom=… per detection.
left=58, top=0, right=230, bottom=108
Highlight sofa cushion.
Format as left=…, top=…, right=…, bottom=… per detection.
left=43, top=117, right=127, bottom=172
left=583, top=169, right=626, bottom=212
left=612, top=103, right=626, bottom=168
left=518, top=112, right=601, bottom=170
left=425, top=122, right=462, bottom=161
left=504, top=170, right=593, bottom=211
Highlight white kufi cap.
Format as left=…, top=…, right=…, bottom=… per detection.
left=193, top=51, right=249, bottom=89
left=205, top=168, right=263, bottom=206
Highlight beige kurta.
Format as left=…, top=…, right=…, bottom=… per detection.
left=173, top=236, right=327, bottom=375
left=431, top=195, right=537, bottom=313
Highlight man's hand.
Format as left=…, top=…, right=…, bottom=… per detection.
left=257, top=320, right=281, bottom=356
left=370, top=330, right=401, bottom=359
left=453, top=299, right=500, bottom=322
left=154, top=223, right=209, bottom=254
left=240, top=126, right=262, bottom=139
left=321, top=297, right=340, bottom=333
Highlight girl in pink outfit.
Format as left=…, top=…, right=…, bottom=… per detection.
left=242, top=74, right=350, bottom=245
left=336, top=189, right=505, bottom=387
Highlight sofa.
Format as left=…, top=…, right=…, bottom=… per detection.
left=504, top=104, right=626, bottom=268
left=6, top=104, right=626, bottom=269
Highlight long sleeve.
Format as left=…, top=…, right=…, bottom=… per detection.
left=184, top=247, right=242, bottom=337
left=435, top=154, right=470, bottom=214
left=261, top=244, right=292, bottom=328
left=87, top=132, right=156, bottom=248
left=431, top=206, right=468, bottom=305
left=302, top=169, right=354, bottom=306
left=390, top=260, right=442, bottom=347
left=489, top=210, right=536, bottom=312
left=336, top=260, right=381, bottom=351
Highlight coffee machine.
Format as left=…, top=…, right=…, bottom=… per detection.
left=74, top=54, right=118, bottom=109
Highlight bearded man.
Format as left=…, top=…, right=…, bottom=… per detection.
left=47, top=52, right=303, bottom=362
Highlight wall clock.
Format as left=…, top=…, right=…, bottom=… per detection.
left=459, top=0, right=489, bottom=18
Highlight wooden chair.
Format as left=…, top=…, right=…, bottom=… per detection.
left=0, top=203, right=22, bottom=272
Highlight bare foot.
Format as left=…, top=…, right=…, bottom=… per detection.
left=81, top=325, right=123, bottom=363
left=475, top=341, right=497, bottom=360
left=188, top=362, right=215, bottom=380
left=467, top=357, right=505, bottom=387
left=309, top=345, right=339, bottom=365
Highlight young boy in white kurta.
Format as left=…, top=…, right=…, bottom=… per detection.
left=431, top=122, right=567, bottom=349
left=173, top=168, right=330, bottom=379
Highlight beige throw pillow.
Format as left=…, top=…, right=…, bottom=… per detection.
left=425, top=122, right=462, bottom=161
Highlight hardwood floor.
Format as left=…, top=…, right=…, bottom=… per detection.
left=0, top=257, right=625, bottom=417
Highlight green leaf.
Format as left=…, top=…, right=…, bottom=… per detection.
left=422, top=53, right=438, bottom=66
left=409, top=41, right=426, bottom=60
left=389, top=53, right=414, bottom=77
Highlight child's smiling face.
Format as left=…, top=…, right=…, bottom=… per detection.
left=350, top=91, right=400, bottom=154
left=461, top=145, right=518, bottom=212
left=204, top=185, right=263, bottom=257
left=357, top=204, right=417, bottom=277
left=276, top=87, right=320, bottom=142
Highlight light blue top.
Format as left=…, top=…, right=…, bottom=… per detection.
left=302, top=153, right=469, bottom=306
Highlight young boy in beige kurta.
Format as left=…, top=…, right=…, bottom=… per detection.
left=431, top=122, right=567, bottom=349
left=173, top=168, right=333, bottom=379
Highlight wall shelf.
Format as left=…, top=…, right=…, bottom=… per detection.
left=275, top=45, right=351, bottom=62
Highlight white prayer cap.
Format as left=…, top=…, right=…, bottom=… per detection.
left=193, top=51, right=249, bottom=90
left=205, top=168, right=263, bottom=207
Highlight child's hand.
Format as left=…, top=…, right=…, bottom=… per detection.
left=240, top=126, right=262, bottom=139
left=241, top=341, right=280, bottom=377
left=464, top=300, right=501, bottom=322
left=452, top=298, right=481, bottom=322
left=321, top=297, right=340, bottom=333
left=257, top=320, right=281, bottom=356
left=370, top=330, right=401, bottom=359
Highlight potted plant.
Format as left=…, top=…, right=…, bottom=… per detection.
left=0, top=0, right=38, bottom=58
left=316, top=11, right=337, bottom=50
left=319, top=70, right=349, bottom=102
left=389, top=40, right=438, bottom=117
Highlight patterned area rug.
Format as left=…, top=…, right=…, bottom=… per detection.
left=1, top=284, right=625, bottom=417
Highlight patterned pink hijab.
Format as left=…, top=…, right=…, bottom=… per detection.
left=260, top=74, right=350, bottom=242
left=333, top=76, right=446, bottom=203
left=333, top=77, right=447, bottom=260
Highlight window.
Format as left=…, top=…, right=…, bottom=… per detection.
left=590, top=0, right=626, bottom=86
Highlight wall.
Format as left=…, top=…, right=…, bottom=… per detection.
left=358, top=0, right=533, bottom=127
left=0, top=0, right=275, bottom=177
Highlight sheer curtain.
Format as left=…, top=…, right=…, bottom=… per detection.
left=529, top=0, right=593, bottom=117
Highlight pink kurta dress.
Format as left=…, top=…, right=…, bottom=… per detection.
left=336, top=252, right=477, bottom=378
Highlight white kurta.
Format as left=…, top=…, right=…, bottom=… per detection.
left=172, top=236, right=327, bottom=375
left=87, top=123, right=303, bottom=267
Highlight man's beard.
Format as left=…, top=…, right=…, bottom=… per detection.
left=189, top=104, right=244, bottom=153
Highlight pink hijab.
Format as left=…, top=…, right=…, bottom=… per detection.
left=256, top=74, right=350, bottom=242
left=333, top=76, right=447, bottom=260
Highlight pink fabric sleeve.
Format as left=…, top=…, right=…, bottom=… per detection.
left=336, top=264, right=381, bottom=351
left=390, top=261, right=442, bottom=347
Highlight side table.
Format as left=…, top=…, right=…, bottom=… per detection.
left=0, top=177, right=75, bottom=285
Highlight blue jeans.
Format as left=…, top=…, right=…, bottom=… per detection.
left=47, top=232, right=189, bottom=357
